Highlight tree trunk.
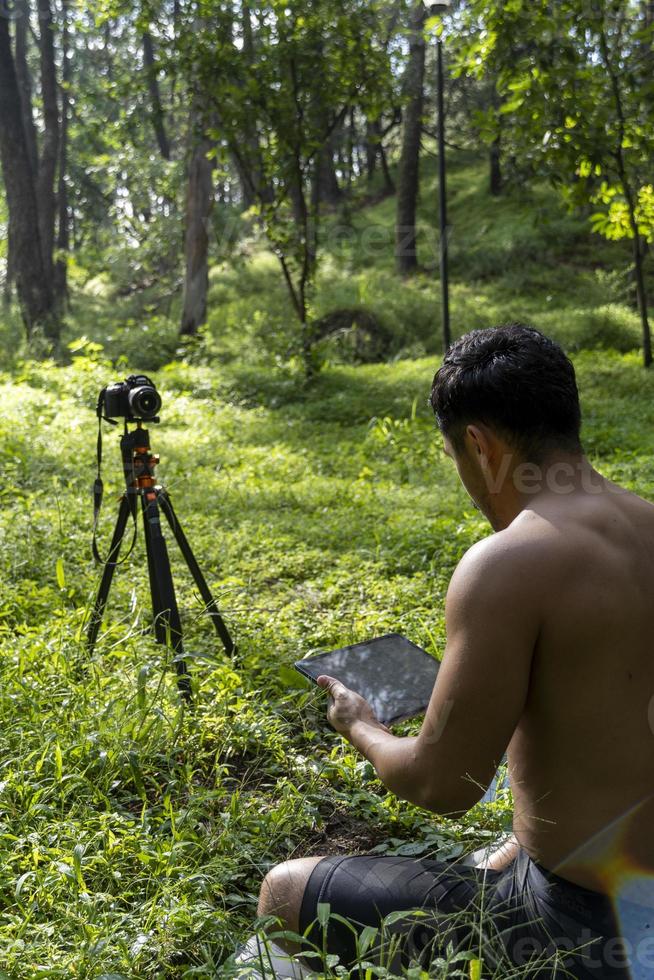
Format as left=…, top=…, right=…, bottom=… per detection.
left=639, top=3, right=654, bottom=93
left=9, top=0, right=39, bottom=302
left=347, top=106, right=356, bottom=187
left=317, top=131, right=342, bottom=206
left=0, top=16, right=54, bottom=334
left=288, top=169, right=305, bottom=227
left=365, top=118, right=377, bottom=181
left=3, top=214, right=15, bottom=306
left=103, top=20, right=113, bottom=81
left=489, top=136, right=502, bottom=195
left=142, top=32, right=171, bottom=160
left=395, top=1, right=426, bottom=275
left=180, top=114, right=214, bottom=336
left=36, top=0, right=59, bottom=293
left=632, top=231, right=652, bottom=367
left=366, top=117, right=395, bottom=196
left=488, top=84, right=502, bottom=196
left=239, top=0, right=273, bottom=206
left=15, top=0, right=39, bottom=179
left=379, top=141, right=395, bottom=196
left=54, top=0, right=71, bottom=307
left=598, top=20, right=652, bottom=366
left=234, top=154, right=256, bottom=208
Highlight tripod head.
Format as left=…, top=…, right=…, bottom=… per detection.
left=120, top=422, right=160, bottom=495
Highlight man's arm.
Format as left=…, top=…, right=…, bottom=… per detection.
left=320, top=535, right=540, bottom=814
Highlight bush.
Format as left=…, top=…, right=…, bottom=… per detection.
left=537, top=303, right=641, bottom=354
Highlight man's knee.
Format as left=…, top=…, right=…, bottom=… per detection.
left=258, top=857, right=323, bottom=931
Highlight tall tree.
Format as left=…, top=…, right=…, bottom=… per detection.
left=15, top=0, right=39, bottom=178
left=456, top=0, right=654, bottom=366
left=395, top=0, right=426, bottom=275
left=54, top=0, right=71, bottom=305
left=0, top=15, right=54, bottom=334
left=36, top=0, right=60, bottom=291
left=488, top=89, right=502, bottom=196
left=189, top=0, right=391, bottom=374
left=180, top=104, right=214, bottom=336
left=237, top=0, right=273, bottom=208
left=142, top=30, right=171, bottom=160
left=316, top=132, right=343, bottom=207
left=366, top=115, right=396, bottom=196
left=7, top=0, right=39, bottom=303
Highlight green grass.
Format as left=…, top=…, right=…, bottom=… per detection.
left=3, top=349, right=654, bottom=976
left=1, top=154, right=654, bottom=976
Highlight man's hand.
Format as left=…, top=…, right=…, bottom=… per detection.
left=316, top=675, right=390, bottom=738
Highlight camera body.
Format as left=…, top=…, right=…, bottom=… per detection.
left=98, top=375, right=162, bottom=422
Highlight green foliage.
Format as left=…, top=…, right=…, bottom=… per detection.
left=590, top=182, right=654, bottom=242
left=184, top=0, right=394, bottom=365
left=2, top=342, right=654, bottom=975
left=452, top=0, right=654, bottom=279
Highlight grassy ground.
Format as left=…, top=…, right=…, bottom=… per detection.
left=1, top=154, right=654, bottom=977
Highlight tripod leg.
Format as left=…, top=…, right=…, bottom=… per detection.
left=158, top=489, right=236, bottom=658
left=142, top=492, right=167, bottom=645
left=87, top=494, right=132, bottom=653
left=141, top=489, right=192, bottom=701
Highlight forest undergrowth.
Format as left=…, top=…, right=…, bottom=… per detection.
left=1, top=157, right=653, bottom=977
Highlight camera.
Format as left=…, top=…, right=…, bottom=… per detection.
left=98, top=375, right=162, bottom=421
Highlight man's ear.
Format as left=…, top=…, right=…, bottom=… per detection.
left=465, top=424, right=493, bottom=462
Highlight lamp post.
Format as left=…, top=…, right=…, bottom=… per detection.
left=429, top=1, right=451, bottom=352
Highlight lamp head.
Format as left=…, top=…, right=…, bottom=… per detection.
left=427, top=1, right=450, bottom=11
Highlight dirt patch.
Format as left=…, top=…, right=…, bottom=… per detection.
left=291, top=810, right=393, bottom=859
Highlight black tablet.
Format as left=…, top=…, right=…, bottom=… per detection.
left=294, top=632, right=440, bottom=727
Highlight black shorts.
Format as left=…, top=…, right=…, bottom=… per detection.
left=298, top=847, right=642, bottom=978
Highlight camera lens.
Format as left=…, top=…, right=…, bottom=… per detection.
left=129, top=385, right=162, bottom=419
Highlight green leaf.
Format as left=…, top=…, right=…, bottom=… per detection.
left=356, top=925, right=379, bottom=956
left=469, top=958, right=483, bottom=980
left=137, top=666, right=149, bottom=710
left=15, top=871, right=33, bottom=899
left=73, top=843, right=86, bottom=889
left=395, top=841, right=430, bottom=856
left=55, top=559, right=65, bottom=589
left=128, top=751, right=147, bottom=801
left=54, top=742, right=63, bottom=783
left=316, top=902, right=331, bottom=928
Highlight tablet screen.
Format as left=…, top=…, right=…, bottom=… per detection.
left=294, top=633, right=440, bottom=727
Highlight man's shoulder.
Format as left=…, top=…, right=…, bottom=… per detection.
left=458, top=516, right=555, bottom=574
left=450, top=526, right=551, bottom=607
left=450, top=518, right=566, bottom=607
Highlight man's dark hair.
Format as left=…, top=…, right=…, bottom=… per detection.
left=430, top=324, right=582, bottom=459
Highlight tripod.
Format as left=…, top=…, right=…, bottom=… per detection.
left=87, top=421, right=235, bottom=700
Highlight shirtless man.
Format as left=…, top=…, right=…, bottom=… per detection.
left=257, top=324, right=654, bottom=978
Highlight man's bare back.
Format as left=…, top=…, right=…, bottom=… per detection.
left=502, top=473, right=654, bottom=893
